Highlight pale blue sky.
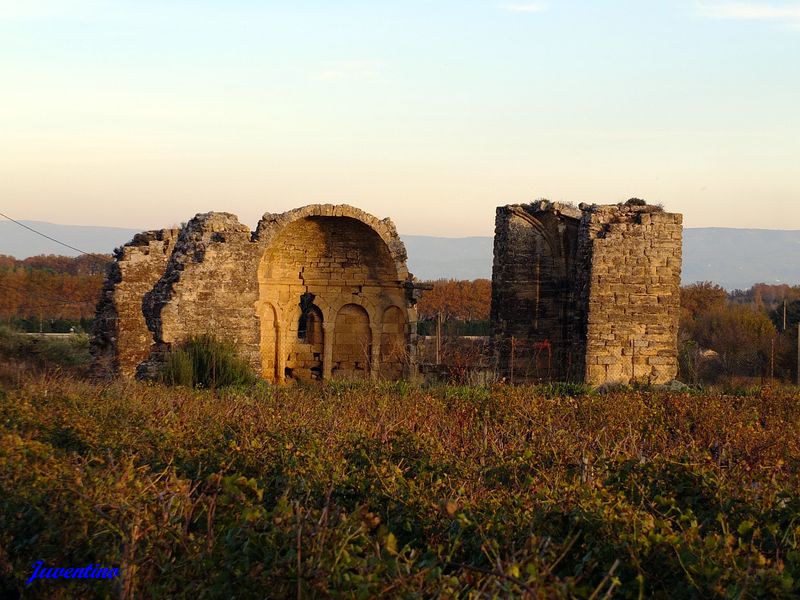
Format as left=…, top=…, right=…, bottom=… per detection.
left=1, top=1, right=799, bottom=235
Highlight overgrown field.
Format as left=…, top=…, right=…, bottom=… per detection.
left=1, top=375, right=799, bottom=598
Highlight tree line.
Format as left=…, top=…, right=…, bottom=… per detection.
left=0, top=254, right=111, bottom=332
left=2, top=255, right=799, bottom=383
left=418, top=278, right=800, bottom=384
left=680, top=282, right=800, bottom=384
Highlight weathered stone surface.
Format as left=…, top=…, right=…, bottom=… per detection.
left=94, top=205, right=418, bottom=383
left=490, top=201, right=581, bottom=382
left=91, top=228, right=180, bottom=378
left=491, top=199, right=682, bottom=386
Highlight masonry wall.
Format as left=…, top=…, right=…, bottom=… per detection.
left=139, top=213, right=261, bottom=378
left=92, top=229, right=178, bottom=378
left=491, top=200, right=683, bottom=386
left=95, top=204, right=419, bottom=383
left=578, top=205, right=683, bottom=385
left=490, top=201, right=581, bottom=382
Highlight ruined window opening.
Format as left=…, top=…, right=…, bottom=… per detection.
left=298, top=292, right=322, bottom=344
left=298, top=292, right=315, bottom=339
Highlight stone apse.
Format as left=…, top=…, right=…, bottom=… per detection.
left=93, top=205, right=421, bottom=383
left=491, top=199, right=683, bottom=386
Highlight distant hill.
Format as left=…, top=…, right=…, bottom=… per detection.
left=406, top=229, right=800, bottom=290
left=401, top=235, right=495, bottom=281
left=1, top=220, right=798, bottom=290
left=0, top=220, right=141, bottom=259
left=682, top=228, right=800, bottom=291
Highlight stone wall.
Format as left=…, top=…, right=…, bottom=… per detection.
left=491, top=199, right=682, bottom=386
left=94, top=205, right=420, bottom=383
left=92, top=229, right=179, bottom=378
left=578, top=203, right=683, bottom=385
left=140, top=212, right=260, bottom=378
left=490, top=201, right=581, bottom=381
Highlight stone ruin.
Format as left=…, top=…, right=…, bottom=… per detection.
left=491, top=199, right=683, bottom=385
left=93, top=205, right=422, bottom=383
left=93, top=199, right=683, bottom=387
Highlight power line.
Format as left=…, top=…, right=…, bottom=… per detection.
left=0, top=211, right=112, bottom=263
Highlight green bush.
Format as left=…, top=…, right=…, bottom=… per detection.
left=160, top=334, right=257, bottom=389
left=0, top=326, right=91, bottom=371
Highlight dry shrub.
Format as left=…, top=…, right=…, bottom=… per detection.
left=1, top=375, right=799, bottom=598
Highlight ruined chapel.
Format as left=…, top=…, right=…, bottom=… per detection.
left=490, top=199, right=683, bottom=385
left=93, top=205, right=421, bottom=383
left=94, top=199, right=683, bottom=387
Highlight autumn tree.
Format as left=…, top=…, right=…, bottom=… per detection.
left=691, top=303, right=776, bottom=380
left=680, top=281, right=727, bottom=322
left=416, top=279, right=491, bottom=322
left=0, top=254, right=111, bottom=330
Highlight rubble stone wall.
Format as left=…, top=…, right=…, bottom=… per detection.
left=92, top=229, right=179, bottom=378
left=139, top=212, right=261, bottom=378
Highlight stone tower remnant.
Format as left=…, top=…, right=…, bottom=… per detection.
left=491, top=199, right=683, bottom=385
left=93, top=205, right=422, bottom=383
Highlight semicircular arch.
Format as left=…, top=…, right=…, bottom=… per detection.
left=256, top=204, right=409, bottom=281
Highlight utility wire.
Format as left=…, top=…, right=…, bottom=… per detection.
left=0, top=213, right=112, bottom=321
left=0, top=211, right=113, bottom=263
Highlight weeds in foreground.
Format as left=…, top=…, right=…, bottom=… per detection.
left=0, top=375, right=799, bottom=598
left=160, top=334, right=258, bottom=389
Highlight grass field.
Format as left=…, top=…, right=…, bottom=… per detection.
left=1, top=369, right=798, bottom=599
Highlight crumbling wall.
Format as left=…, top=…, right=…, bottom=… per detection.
left=95, top=204, right=419, bottom=383
left=491, top=199, right=683, bottom=386
left=490, top=201, right=581, bottom=382
left=577, top=203, right=683, bottom=385
left=91, top=229, right=179, bottom=378
left=140, top=212, right=260, bottom=378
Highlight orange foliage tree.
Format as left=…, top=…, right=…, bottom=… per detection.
left=0, top=254, right=111, bottom=324
left=416, top=279, right=491, bottom=322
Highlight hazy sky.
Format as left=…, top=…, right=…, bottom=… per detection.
left=2, top=0, right=799, bottom=235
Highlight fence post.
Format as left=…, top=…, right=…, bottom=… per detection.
left=784, top=299, right=788, bottom=331
left=771, top=337, right=775, bottom=385
left=510, top=336, right=516, bottom=385
left=435, top=312, right=441, bottom=365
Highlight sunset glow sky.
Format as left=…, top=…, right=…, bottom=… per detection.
left=2, top=1, right=799, bottom=235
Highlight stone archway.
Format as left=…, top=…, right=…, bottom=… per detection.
left=491, top=204, right=580, bottom=382
left=255, top=206, right=416, bottom=383
left=287, top=298, right=324, bottom=381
